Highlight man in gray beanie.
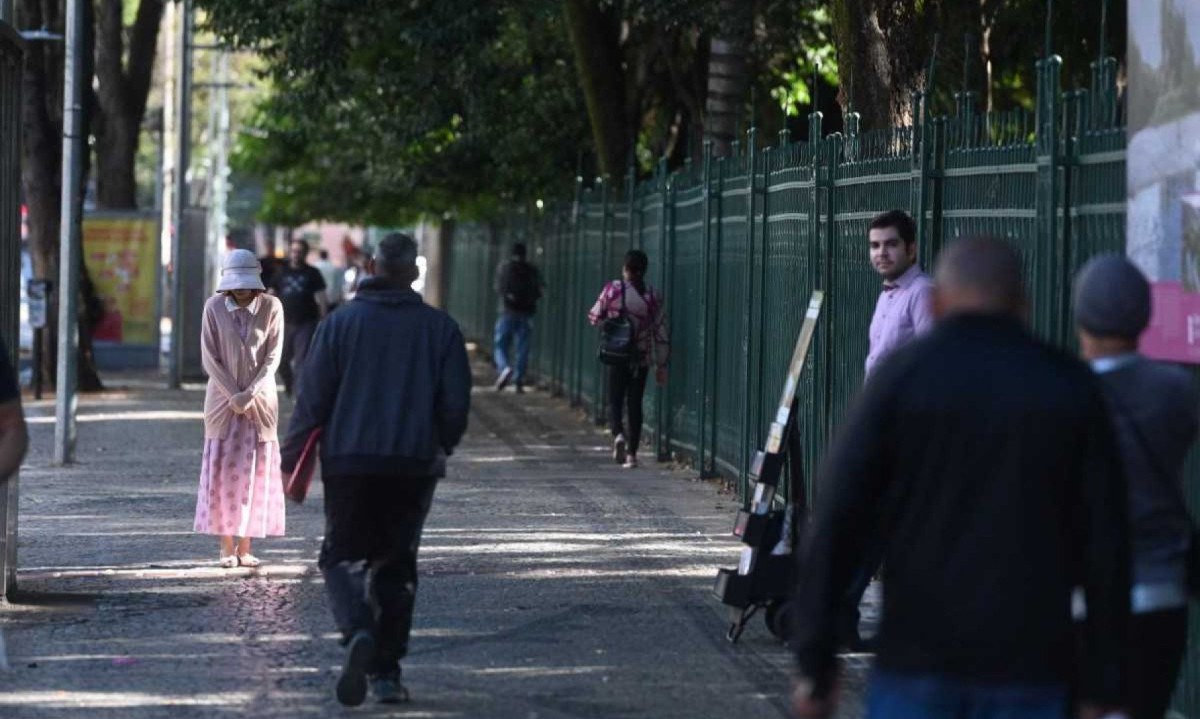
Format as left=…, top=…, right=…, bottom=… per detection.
left=1074, top=253, right=1199, bottom=719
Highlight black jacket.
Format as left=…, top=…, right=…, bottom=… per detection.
left=1098, top=357, right=1198, bottom=586
left=793, top=314, right=1129, bottom=706
left=494, top=259, right=542, bottom=314
left=281, top=279, right=471, bottom=479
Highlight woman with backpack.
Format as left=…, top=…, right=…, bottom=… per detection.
left=588, top=250, right=670, bottom=468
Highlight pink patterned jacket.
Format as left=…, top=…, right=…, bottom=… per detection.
left=587, top=280, right=670, bottom=368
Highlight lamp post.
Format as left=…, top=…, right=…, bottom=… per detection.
left=53, top=0, right=85, bottom=465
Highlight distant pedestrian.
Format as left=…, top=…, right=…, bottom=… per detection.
left=314, top=249, right=345, bottom=310
left=588, top=250, right=669, bottom=469
left=0, top=336, right=28, bottom=482
left=282, top=233, right=471, bottom=707
left=791, top=237, right=1129, bottom=719
left=197, top=250, right=286, bottom=568
left=839, top=209, right=935, bottom=648
left=864, top=209, right=934, bottom=378
left=492, top=242, right=542, bottom=392
left=1074, top=254, right=1197, bottom=719
left=269, top=239, right=328, bottom=396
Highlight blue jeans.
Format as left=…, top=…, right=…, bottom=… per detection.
left=493, top=312, right=532, bottom=383
left=867, top=671, right=1069, bottom=719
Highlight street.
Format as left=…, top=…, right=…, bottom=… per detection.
left=0, top=370, right=875, bottom=718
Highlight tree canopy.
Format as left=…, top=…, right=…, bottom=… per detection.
left=197, top=0, right=1125, bottom=227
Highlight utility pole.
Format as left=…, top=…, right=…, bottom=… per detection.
left=53, top=0, right=85, bottom=464
left=168, top=0, right=193, bottom=388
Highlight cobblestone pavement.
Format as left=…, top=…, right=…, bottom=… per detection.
left=0, top=369, right=876, bottom=718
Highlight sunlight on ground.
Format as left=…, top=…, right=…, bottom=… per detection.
left=25, top=410, right=206, bottom=424
left=0, top=690, right=256, bottom=708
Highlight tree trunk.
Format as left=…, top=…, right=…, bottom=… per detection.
left=703, top=0, right=750, bottom=158
left=563, top=0, right=630, bottom=179
left=94, top=110, right=140, bottom=207
left=94, top=0, right=165, bottom=209
left=832, top=0, right=932, bottom=129
left=19, top=0, right=104, bottom=391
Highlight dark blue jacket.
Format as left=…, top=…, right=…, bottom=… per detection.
left=281, top=279, right=471, bottom=479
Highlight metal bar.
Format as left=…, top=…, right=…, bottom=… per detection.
left=697, top=141, right=713, bottom=477
left=168, top=0, right=193, bottom=388
left=54, top=0, right=85, bottom=464
left=739, top=127, right=758, bottom=500
left=656, top=160, right=670, bottom=461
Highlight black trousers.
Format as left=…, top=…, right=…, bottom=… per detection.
left=1128, top=607, right=1189, bottom=719
left=319, top=476, right=438, bottom=675
left=279, top=321, right=317, bottom=395
left=608, top=363, right=649, bottom=455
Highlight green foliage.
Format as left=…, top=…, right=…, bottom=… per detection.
left=197, top=0, right=841, bottom=225
left=199, top=0, right=588, bottom=224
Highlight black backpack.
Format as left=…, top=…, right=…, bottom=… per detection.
left=502, top=261, right=541, bottom=312
left=598, top=282, right=639, bottom=366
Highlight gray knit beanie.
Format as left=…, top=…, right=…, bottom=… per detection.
left=1072, top=254, right=1151, bottom=339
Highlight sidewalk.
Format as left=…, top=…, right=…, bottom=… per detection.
left=0, top=368, right=874, bottom=718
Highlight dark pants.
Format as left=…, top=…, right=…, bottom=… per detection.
left=839, top=540, right=884, bottom=645
left=608, top=364, right=649, bottom=454
left=867, top=671, right=1068, bottom=719
left=279, top=321, right=317, bottom=395
left=1127, top=608, right=1188, bottom=719
left=319, top=475, right=438, bottom=676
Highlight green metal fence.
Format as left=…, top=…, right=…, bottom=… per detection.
left=450, top=53, right=1127, bottom=492
left=445, top=54, right=1200, bottom=712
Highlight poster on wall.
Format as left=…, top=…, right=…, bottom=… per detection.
left=82, top=214, right=160, bottom=347
left=1127, top=0, right=1200, bottom=363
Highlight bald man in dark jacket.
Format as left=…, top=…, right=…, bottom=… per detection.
left=791, top=237, right=1130, bottom=719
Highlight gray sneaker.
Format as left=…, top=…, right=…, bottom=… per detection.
left=371, top=674, right=410, bottom=704
left=335, top=631, right=375, bottom=707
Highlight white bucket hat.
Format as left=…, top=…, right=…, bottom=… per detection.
left=216, top=249, right=266, bottom=292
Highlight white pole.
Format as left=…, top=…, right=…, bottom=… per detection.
left=168, top=0, right=192, bottom=388
left=53, top=0, right=85, bottom=465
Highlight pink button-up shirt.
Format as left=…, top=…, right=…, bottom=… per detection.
left=864, top=264, right=935, bottom=377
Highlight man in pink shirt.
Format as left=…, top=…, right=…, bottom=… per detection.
left=864, top=209, right=935, bottom=378
left=838, top=209, right=935, bottom=649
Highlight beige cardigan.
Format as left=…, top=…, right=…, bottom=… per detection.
left=201, top=294, right=284, bottom=441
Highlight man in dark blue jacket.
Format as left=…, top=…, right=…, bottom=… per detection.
left=282, top=233, right=471, bottom=707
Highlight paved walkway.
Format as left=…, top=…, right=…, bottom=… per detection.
left=0, top=369, right=874, bottom=718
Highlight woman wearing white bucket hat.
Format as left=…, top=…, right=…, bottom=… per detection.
left=196, top=249, right=287, bottom=567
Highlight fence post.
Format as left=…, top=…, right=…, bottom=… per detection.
left=655, top=161, right=671, bottom=461
left=594, top=176, right=609, bottom=424
left=697, top=140, right=716, bottom=477
left=571, top=176, right=585, bottom=406
left=928, top=117, right=947, bottom=262
left=662, top=170, right=677, bottom=460
left=627, top=162, right=638, bottom=251
left=911, top=90, right=934, bottom=254
left=739, top=126, right=758, bottom=502
left=1035, top=56, right=1064, bottom=343
left=755, top=138, right=779, bottom=461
